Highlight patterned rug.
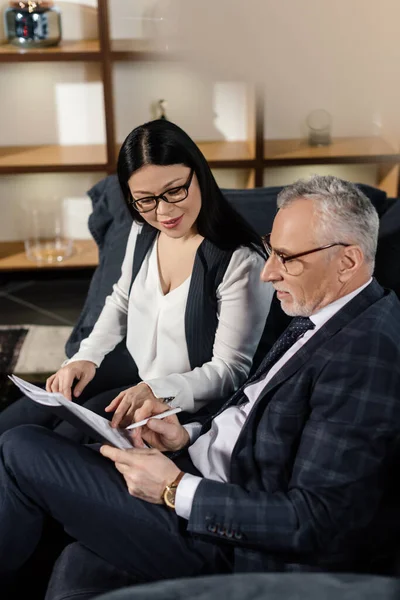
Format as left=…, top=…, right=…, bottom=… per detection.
left=0, top=325, right=72, bottom=411
left=0, top=328, right=30, bottom=409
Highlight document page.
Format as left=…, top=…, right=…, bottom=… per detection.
left=9, top=375, right=133, bottom=450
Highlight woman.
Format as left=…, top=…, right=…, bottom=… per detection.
left=1, top=120, right=272, bottom=436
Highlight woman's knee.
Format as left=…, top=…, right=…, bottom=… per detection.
left=0, top=425, right=58, bottom=468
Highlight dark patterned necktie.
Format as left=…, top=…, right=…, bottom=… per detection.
left=255, top=316, right=315, bottom=377
left=207, top=317, right=316, bottom=423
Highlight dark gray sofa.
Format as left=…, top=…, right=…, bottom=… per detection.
left=94, top=573, right=400, bottom=600
left=29, top=176, right=399, bottom=600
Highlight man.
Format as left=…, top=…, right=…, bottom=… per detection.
left=1, top=176, right=400, bottom=598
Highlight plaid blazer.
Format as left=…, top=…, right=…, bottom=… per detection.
left=187, top=279, right=400, bottom=573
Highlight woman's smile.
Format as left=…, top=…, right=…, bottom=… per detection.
left=159, top=214, right=184, bottom=229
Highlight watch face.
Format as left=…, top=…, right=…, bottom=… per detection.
left=164, top=486, right=176, bottom=508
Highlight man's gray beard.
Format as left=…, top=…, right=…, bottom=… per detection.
left=279, top=300, right=312, bottom=318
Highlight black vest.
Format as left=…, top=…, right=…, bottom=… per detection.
left=130, top=224, right=234, bottom=370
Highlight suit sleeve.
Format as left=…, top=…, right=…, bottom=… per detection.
left=186, top=332, right=400, bottom=554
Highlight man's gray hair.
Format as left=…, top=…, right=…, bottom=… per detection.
left=277, top=175, right=379, bottom=269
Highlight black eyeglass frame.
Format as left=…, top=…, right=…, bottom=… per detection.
left=130, top=169, right=194, bottom=213
left=262, top=233, right=351, bottom=269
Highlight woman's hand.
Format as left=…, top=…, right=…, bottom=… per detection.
left=105, top=383, right=161, bottom=428
left=130, top=399, right=190, bottom=452
left=46, top=360, right=96, bottom=401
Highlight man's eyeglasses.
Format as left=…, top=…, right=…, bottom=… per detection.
left=131, top=169, right=194, bottom=214
left=261, top=233, right=350, bottom=276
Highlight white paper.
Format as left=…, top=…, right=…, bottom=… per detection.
left=9, top=375, right=133, bottom=450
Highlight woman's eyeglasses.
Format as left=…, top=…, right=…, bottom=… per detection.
left=131, top=170, right=194, bottom=214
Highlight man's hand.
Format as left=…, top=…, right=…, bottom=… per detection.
left=46, top=360, right=96, bottom=401
left=130, top=399, right=190, bottom=452
left=105, top=383, right=161, bottom=428
left=100, top=445, right=181, bottom=504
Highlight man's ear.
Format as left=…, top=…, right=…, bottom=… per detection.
left=338, top=246, right=364, bottom=282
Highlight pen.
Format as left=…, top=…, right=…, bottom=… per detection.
left=125, top=407, right=182, bottom=430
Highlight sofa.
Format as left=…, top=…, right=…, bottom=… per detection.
left=65, top=175, right=400, bottom=359
left=14, top=176, right=399, bottom=600
left=94, top=573, right=400, bottom=600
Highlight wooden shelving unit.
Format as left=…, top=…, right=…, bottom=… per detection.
left=1, top=0, right=399, bottom=271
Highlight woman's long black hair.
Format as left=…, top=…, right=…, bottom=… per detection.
left=117, top=119, right=265, bottom=256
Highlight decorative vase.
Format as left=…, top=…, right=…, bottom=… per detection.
left=306, top=109, right=332, bottom=147
left=4, top=1, right=62, bottom=48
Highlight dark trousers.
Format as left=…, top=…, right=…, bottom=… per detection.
left=0, top=342, right=141, bottom=441
left=0, top=425, right=232, bottom=593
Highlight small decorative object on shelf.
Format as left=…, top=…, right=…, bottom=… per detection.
left=24, top=207, right=73, bottom=265
left=4, top=1, right=62, bottom=48
left=306, top=109, right=332, bottom=146
left=157, top=99, right=168, bottom=120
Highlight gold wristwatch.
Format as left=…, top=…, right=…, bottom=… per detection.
left=163, top=471, right=185, bottom=509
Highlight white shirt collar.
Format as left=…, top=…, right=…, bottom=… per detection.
left=310, top=278, right=373, bottom=330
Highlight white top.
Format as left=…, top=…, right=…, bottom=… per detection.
left=175, top=279, right=372, bottom=519
left=67, top=222, right=273, bottom=412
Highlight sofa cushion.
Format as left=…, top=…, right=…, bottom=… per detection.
left=222, top=186, right=282, bottom=235
left=65, top=176, right=133, bottom=357
left=374, top=199, right=400, bottom=297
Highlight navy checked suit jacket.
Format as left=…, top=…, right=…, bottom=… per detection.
left=186, top=279, right=400, bottom=573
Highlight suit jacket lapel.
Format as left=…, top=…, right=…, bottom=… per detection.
left=256, top=279, right=384, bottom=400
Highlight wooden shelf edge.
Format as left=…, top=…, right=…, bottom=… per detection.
left=110, top=39, right=175, bottom=62
left=0, top=164, right=108, bottom=175
left=0, top=145, right=108, bottom=174
left=0, top=240, right=98, bottom=271
left=0, top=40, right=101, bottom=62
left=263, top=155, right=400, bottom=167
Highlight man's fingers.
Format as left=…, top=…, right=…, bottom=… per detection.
left=134, top=399, right=168, bottom=423
left=104, top=391, right=125, bottom=413
left=100, top=445, right=153, bottom=464
left=100, top=445, right=126, bottom=462
left=146, top=417, right=176, bottom=437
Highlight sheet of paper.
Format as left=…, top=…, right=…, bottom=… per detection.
left=10, top=375, right=61, bottom=406
left=9, top=375, right=133, bottom=450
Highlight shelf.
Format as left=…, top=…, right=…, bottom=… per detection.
left=111, top=39, right=173, bottom=61
left=0, top=145, right=108, bottom=174
left=0, top=240, right=98, bottom=271
left=196, top=141, right=255, bottom=167
left=0, top=40, right=101, bottom=62
left=264, top=137, right=400, bottom=166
